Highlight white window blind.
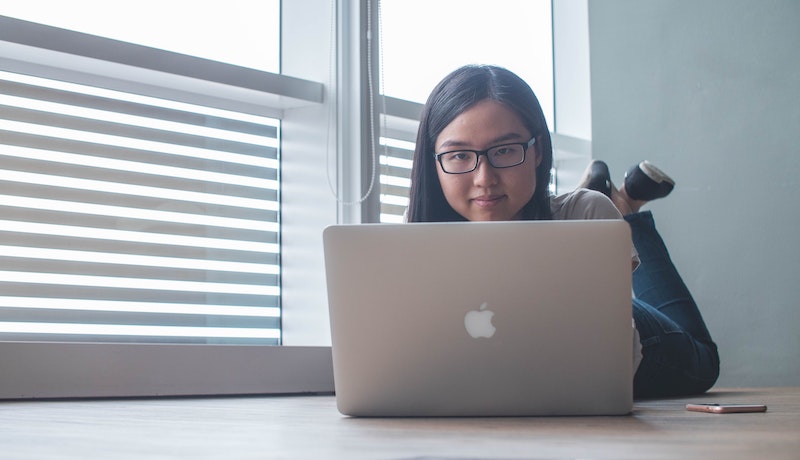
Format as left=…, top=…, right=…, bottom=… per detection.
left=379, top=136, right=414, bottom=223
left=0, top=70, right=281, bottom=344
left=377, top=97, right=421, bottom=223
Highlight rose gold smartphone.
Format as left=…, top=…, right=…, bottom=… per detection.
left=686, top=403, right=767, bottom=414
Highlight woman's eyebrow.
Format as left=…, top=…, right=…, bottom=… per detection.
left=437, top=139, right=470, bottom=150
left=437, top=133, right=527, bottom=151
left=489, top=133, right=527, bottom=144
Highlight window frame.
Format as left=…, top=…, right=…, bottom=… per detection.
left=0, top=0, right=592, bottom=399
left=0, top=4, right=339, bottom=398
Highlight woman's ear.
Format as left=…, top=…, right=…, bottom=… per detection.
left=534, top=140, right=543, bottom=167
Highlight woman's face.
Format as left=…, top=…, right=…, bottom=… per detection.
left=434, top=99, right=541, bottom=221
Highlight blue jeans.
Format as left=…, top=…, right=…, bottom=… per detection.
left=626, top=211, right=720, bottom=398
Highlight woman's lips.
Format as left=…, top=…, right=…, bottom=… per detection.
left=471, top=195, right=504, bottom=207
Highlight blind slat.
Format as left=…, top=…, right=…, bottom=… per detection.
left=0, top=105, right=275, bottom=155
left=0, top=128, right=278, bottom=169
left=0, top=285, right=279, bottom=308
left=1, top=150, right=279, bottom=188
left=0, top=232, right=279, bottom=261
left=0, top=210, right=279, bottom=249
left=0, top=308, right=280, bottom=329
left=0, top=78, right=278, bottom=137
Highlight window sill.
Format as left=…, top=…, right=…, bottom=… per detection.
left=0, top=341, right=333, bottom=399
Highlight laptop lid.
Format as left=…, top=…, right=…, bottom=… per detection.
left=323, top=219, right=633, bottom=417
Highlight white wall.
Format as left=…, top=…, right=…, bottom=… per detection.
left=588, top=0, right=800, bottom=386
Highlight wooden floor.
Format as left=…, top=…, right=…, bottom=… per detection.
left=0, top=387, right=797, bottom=459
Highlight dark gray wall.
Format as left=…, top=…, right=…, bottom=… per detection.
left=589, top=0, right=800, bottom=386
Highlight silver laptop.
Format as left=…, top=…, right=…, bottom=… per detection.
left=323, top=220, right=633, bottom=417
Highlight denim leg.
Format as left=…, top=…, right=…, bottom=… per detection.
left=625, top=211, right=720, bottom=398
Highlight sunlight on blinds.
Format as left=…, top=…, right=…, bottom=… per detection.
left=0, top=70, right=281, bottom=344
left=379, top=137, right=414, bottom=223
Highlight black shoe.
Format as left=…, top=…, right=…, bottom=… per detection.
left=624, top=161, right=675, bottom=201
left=578, top=160, right=612, bottom=198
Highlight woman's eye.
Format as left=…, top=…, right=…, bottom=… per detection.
left=444, top=152, right=471, bottom=162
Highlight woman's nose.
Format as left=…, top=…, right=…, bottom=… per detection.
left=472, top=156, right=499, bottom=185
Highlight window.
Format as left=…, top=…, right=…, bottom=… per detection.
left=377, top=0, right=555, bottom=223
left=0, top=0, right=591, bottom=398
left=0, top=4, right=287, bottom=344
left=0, top=70, right=281, bottom=344
left=0, top=8, right=332, bottom=397
left=0, top=0, right=280, bottom=72
left=379, top=0, right=554, bottom=120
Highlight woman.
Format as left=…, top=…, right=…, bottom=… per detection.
left=406, top=64, right=719, bottom=398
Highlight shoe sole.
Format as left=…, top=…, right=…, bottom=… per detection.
left=638, top=161, right=675, bottom=186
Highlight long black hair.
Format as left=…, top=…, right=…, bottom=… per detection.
left=406, top=65, right=553, bottom=222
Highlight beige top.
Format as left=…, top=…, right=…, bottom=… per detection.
left=551, top=188, right=623, bottom=220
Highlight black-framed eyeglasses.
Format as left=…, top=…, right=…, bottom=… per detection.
left=435, top=137, right=536, bottom=174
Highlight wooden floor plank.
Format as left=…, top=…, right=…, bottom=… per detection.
left=0, top=387, right=797, bottom=459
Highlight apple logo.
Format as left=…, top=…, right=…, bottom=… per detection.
left=464, top=302, right=496, bottom=338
